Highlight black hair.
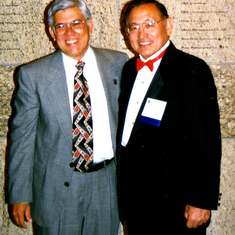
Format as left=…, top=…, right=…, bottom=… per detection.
left=124, top=0, right=169, bottom=26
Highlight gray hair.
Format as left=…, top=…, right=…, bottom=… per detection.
left=48, top=0, right=92, bottom=26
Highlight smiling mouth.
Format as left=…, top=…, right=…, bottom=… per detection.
left=66, top=39, right=79, bottom=44
left=139, top=41, right=151, bottom=46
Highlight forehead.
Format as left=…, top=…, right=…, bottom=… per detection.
left=128, top=3, right=162, bottom=23
left=53, top=6, right=85, bottom=23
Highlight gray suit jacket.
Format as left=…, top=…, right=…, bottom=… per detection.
left=8, top=47, right=128, bottom=226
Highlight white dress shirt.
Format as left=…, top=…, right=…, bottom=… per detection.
left=62, top=46, right=113, bottom=163
left=121, top=40, right=170, bottom=147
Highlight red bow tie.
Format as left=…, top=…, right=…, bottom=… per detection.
left=136, top=48, right=167, bottom=72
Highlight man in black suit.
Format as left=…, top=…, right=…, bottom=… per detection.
left=117, top=0, right=222, bottom=234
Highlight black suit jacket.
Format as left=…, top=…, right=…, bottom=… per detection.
left=117, top=42, right=221, bottom=222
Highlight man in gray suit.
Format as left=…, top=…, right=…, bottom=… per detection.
left=8, top=0, right=128, bottom=234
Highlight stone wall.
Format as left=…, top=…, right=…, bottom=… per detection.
left=0, top=0, right=234, bottom=234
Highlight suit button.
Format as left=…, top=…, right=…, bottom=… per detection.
left=64, top=182, right=70, bottom=187
left=69, top=163, right=74, bottom=168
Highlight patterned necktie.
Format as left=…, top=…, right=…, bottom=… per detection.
left=72, top=61, right=93, bottom=172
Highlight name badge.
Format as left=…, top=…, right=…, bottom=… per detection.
left=140, top=98, right=167, bottom=127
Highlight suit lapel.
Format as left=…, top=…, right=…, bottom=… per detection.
left=91, top=47, right=120, bottom=149
left=119, top=57, right=165, bottom=140
left=120, top=42, right=177, bottom=141
left=130, top=69, right=164, bottom=136
left=92, top=48, right=111, bottom=94
left=45, top=51, right=72, bottom=149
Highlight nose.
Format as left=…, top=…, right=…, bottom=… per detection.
left=65, top=24, right=76, bottom=35
left=138, top=25, right=147, bottom=38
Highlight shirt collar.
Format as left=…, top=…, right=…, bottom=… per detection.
left=62, top=45, right=93, bottom=68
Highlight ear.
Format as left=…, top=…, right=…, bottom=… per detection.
left=49, top=26, right=56, bottom=41
left=166, top=17, right=173, bottom=36
left=88, top=18, right=94, bottom=35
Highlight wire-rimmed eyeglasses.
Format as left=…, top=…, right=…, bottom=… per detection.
left=53, top=19, right=85, bottom=36
left=126, top=19, right=166, bottom=35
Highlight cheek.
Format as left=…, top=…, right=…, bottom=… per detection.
left=129, top=36, right=138, bottom=47
left=56, top=39, right=65, bottom=48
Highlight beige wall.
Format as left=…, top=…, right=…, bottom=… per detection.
left=0, top=0, right=234, bottom=234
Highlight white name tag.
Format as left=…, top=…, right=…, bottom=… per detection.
left=140, top=98, right=167, bottom=127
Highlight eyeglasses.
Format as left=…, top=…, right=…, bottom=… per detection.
left=53, top=19, right=85, bottom=36
left=126, top=19, right=166, bottom=35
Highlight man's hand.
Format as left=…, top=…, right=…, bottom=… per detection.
left=11, top=203, right=33, bottom=229
left=184, top=205, right=211, bottom=229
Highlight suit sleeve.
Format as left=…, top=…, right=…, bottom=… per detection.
left=183, top=60, right=221, bottom=210
left=8, top=66, right=39, bottom=204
